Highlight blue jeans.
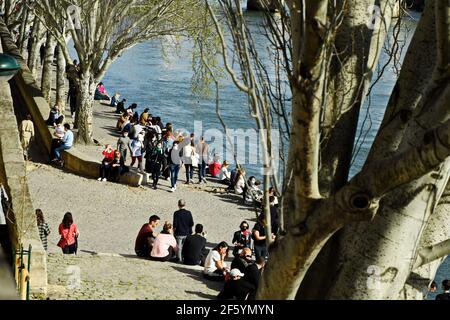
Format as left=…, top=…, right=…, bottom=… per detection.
left=199, top=161, right=206, bottom=181
left=53, top=145, right=71, bottom=161
left=175, top=235, right=187, bottom=261
left=170, top=164, right=180, bottom=188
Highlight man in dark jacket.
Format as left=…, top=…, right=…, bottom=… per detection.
left=244, top=257, right=266, bottom=289
left=173, top=199, right=194, bottom=262
left=436, top=279, right=450, bottom=300
left=182, top=224, right=209, bottom=266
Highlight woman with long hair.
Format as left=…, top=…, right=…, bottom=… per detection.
left=36, top=209, right=51, bottom=251
left=57, top=212, right=79, bottom=254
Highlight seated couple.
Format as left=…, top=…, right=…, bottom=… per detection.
left=98, top=144, right=129, bottom=182
left=134, top=216, right=178, bottom=262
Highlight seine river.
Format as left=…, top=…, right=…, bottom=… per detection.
left=74, top=7, right=447, bottom=297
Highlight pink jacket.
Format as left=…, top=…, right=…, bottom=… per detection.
left=150, top=233, right=178, bottom=258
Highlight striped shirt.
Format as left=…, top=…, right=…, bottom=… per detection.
left=38, top=222, right=51, bottom=251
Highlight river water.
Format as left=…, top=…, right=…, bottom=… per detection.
left=71, top=7, right=448, bottom=298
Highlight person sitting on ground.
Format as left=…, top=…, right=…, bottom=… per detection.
left=115, top=98, right=127, bottom=114
left=208, top=155, right=221, bottom=177
left=436, top=279, right=450, bottom=300
left=217, top=269, right=256, bottom=301
left=46, top=105, right=60, bottom=126
left=57, top=212, right=79, bottom=255
left=98, top=144, right=115, bottom=182
left=243, top=257, right=266, bottom=290
left=234, top=169, right=246, bottom=195
left=182, top=224, right=209, bottom=266
left=231, top=247, right=253, bottom=273
left=109, top=150, right=124, bottom=182
left=111, top=92, right=120, bottom=108
left=139, top=108, right=150, bottom=126
left=268, top=186, right=279, bottom=207
left=150, top=222, right=178, bottom=262
left=36, top=209, right=50, bottom=252
left=94, top=82, right=110, bottom=101
left=126, top=103, right=137, bottom=118
left=232, top=221, right=252, bottom=257
left=50, top=123, right=73, bottom=166
left=243, top=176, right=263, bottom=205
left=135, top=215, right=160, bottom=257
left=117, top=130, right=131, bottom=164
left=218, top=161, right=231, bottom=185
left=116, top=112, right=130, bottom=132
left=203, top=241, right=230, bottom=281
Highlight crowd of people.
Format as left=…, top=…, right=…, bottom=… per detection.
left=131, top=194, right=280, bottom=300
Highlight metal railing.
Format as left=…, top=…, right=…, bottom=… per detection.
left=13, top=244, right=32, bottom=300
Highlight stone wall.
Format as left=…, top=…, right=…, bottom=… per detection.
left=0, top=43, right=47, bottom=295
left=0, top=19, right=143, bottom=187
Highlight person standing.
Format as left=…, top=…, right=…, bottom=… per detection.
left=67, top=85, right=78, bottom=119
left=117, top=130, right=131, bottom=164
left=20, top=115, right=35, bottom=161
left=146, top=142, right=165, bottom=190
left=169, top=141, right=181, bottom=192
left=252, top=214, right=269, bottom=261
left=36, top=209, right=51, bottom=251
left=57, top=212, right=79, bottom=254
left=172, top=199, right=194, bottom=262
left=182, top=141, right=195, bottom=184
left=196, top=136, right=209, bottom=184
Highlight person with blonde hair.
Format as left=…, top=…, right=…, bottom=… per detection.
left=20, top=114, right=35, bottom=160
left=150, top=222, right=178, bottom=262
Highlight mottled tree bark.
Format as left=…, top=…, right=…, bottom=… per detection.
left=41, top=32, right=56, bottom=102
left=55, top=45, right=66, bottom=108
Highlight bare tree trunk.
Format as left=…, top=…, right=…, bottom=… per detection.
left=17, top=5, right=29, bottom=56
left=74, top=75, right=96, bottom=144
left=56, top=45, right=66, bottom=108
left=27, top=17, right=44, bottom=77
left=41, top=32, right=56, bottom=103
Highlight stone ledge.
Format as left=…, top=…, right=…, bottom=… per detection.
left=0, top=20, right=143, bottom=188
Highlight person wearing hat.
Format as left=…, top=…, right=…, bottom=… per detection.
left=217, top=268, right=256, bottom=300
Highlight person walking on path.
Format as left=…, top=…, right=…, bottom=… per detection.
left=36, top=209, right=50, bottom=251
left=20, top=114, right=35, bottom=161
left=57, top=212, right=79, bottom=254
left=173, top=199, right=194, bottom=262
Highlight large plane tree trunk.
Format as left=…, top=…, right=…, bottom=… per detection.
left=41, top=32, right=56, bottom=102
left=55, top=45, right=66, bottom=108
left=74, top=74, right=96, bottom=144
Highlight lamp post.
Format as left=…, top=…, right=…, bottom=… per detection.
left=0, top=53, right=20, bottom=82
